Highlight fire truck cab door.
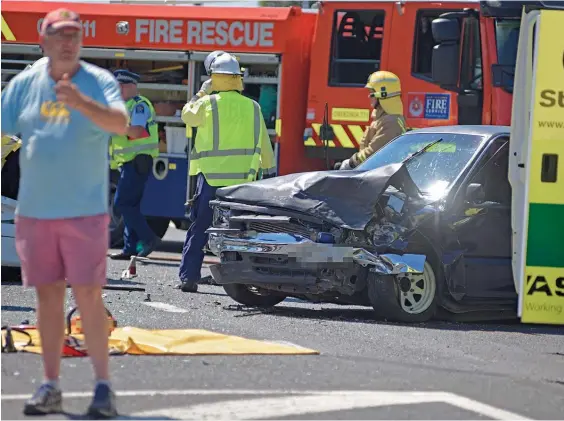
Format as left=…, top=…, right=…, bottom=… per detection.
left=428, top=8, right=484, bottom=125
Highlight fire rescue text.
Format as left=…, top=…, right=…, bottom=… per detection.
left=135, top=19, right=274, bottom=48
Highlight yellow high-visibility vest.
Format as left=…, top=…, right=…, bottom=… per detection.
left=1, top=134, right=21, bottom=169
left=109, top=95, right=159, bottom=169
left=188, top=91, right=275, bottom=187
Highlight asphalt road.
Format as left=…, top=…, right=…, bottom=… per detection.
left=2, top=227, right=564, bottom=420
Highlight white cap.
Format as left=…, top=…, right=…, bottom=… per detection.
left=204, top=50, right=226, bottom=75
left=209, top=53, right=242, bottom=76
left=25, top=56, right=49, bottom=71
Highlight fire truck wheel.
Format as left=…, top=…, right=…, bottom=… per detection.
left=146, top=217, right=170, bottom=240
left=109, top=174, right=124, bottom=248
left=367, top=250, right=441, bottom=323
left=1, top=266, right=22, bottom=283
left=223, top=284, right=286, bottom=308
left=108, top=171, right=170, bottom=248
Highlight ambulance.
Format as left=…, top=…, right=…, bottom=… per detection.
left=507, top=5, right=564, bottom=326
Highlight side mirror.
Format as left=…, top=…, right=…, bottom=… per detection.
left=465, top=183, right=485, bottom=204
left=430, top=18, right=461, bottom=90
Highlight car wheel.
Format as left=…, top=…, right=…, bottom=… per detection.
left=223, top=284, right=286, bottom=308
left=367, top=260, right=438, bottom=323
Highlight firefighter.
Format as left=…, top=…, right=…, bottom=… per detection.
left=108, top=69, right=161, bottom=260
left=338, top=71, right=407, bottom=170
left=178, top=51, right=276, bottom=293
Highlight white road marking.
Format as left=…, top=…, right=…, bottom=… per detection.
left=127, top=392, right=531, bottom=420
left=1, top=389, right=531, bottom=420
left=142, top=302, right=188, bottom=313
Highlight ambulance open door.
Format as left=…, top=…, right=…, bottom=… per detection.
left=510, top=9, right=564, bottom=326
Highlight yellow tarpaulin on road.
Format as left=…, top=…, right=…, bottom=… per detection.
left=3, top=327, right=319, bottom=356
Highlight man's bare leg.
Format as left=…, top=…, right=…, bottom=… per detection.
left=23, top=281, right=66, bottom=415
left=72, top=285, right=109, bottom=380
left=72, top=284, right=117, bottom=418
left=36, top=281, right=66, bottom=381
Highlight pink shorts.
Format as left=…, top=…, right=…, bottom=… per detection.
left=15, top=214, right=110, bottom=288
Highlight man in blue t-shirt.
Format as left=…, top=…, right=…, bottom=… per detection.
left=0, top=8, right=128, bottom=418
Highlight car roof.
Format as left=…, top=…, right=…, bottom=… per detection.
left=405, top=125, right=511, bottom=137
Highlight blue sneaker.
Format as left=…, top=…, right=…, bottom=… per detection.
left=137, top=237, right=162, bottom=258
left=86, top=383, right=117, bottom=419
left=23, top=383, right=63, bottom=415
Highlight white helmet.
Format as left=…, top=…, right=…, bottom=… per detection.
left=25, top=56, right=49, bottom=71
left=204, top=50, right=226, bottom=75
left=209, top=53, right=242, bottom=76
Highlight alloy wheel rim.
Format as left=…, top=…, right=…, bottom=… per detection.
left=399, top=261, right=436, bottom=314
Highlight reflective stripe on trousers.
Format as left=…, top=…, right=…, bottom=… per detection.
left=191, top=94, right=261, bottom=180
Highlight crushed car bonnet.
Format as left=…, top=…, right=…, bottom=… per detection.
left=214, top=163, right=420, bottom=230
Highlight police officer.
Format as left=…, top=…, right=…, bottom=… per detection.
left=178, top=51, right=276, bottom=292
left=109, top=69, right=161, bottom=260
left=338, top=71, right=407, bottom=170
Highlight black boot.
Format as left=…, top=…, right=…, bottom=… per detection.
left=108, top=252, right=132, bottom=261
left=180, top=282, right=198, bottom=293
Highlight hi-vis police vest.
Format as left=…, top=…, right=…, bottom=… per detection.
left=109, top=95, right=159, bottom=169
left=189, top=91, right=263, bottom=187
left=1, top=135, right=21, bottom=169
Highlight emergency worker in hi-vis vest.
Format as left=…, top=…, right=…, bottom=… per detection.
left=338, top=71, right=407, bottom=170
left=178, top=51, right=276, bottom=293
left=108, top=69, right=161, bottom=260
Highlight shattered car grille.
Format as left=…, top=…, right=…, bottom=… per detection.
left=248, top=221, right=312, bottom=238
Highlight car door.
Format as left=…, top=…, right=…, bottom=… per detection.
left=449, top=136, right=515, bottom=299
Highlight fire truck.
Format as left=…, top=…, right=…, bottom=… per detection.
left=1, top=0, right=561, bottom=247
left=1, top=0, right=318, bottom=246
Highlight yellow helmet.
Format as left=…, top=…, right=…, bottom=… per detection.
left=365, top=71, right=401, bottom=99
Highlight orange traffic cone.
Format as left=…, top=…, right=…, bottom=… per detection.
left=121, top=256, right=138, bottom=279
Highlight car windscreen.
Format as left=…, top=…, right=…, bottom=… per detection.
left=355, top=132, right=488, bottom=199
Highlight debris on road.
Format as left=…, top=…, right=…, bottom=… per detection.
left=121, top=256, right=138, bottom=279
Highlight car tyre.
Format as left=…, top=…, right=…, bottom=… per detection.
left=223, top=284, right=286, bottom=308
left=367, top=259, right=439, bottom=323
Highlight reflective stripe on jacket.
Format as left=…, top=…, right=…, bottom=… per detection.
left=350, top=107, right=407, bottom=168
left=109, top=95, right=159, bottom=168
left=183, top=91, right=276, bottom=187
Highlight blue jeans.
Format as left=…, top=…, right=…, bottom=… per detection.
left=114, top=155, right=156, bottom=255
left=179, top=173, right=219, bottom=283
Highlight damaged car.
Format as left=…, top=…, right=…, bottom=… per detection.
left=206, top=126, right=516, bottom=323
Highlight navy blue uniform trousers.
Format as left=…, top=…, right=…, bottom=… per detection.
left=179, top=173, right=219, bottom=283
left=114, top=155, right=156, bottom=255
